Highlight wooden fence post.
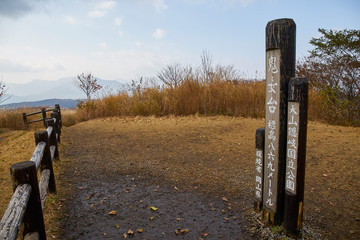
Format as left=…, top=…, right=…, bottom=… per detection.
left=254, top=127, right=265, bottom=212
left=283, top=77, right=308, bottom=236
left=46, top=119, right=59, bottom=160
left=41, top=108, right=47, bottom=128
left=10, top=161, right=46, bottom=240
left=22, top=113, right=27, bottom=125
left=35, top=131, right=57, bottom=194
left=55, top=104, right=62, bottom=129
left=50, top=112, right=60, bottom=143
left=263, top=18, right=296, bottom=225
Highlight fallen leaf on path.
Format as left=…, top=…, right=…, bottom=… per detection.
left=115, top=224, right=120, bottom=228
left=180, top=229, right=189, bottom=234
left=136, top=229, right=144, bottom=233
left=150, top=206, right=157, bottom=211
left=123, top=233, right=127, bottom=238
left=174, top=229, right=179, bottom=235
left=86, top=194, right=95, bottom=200
left=149, top=216, right=155, bottom=220
left=108, top=210, right=117, bottom=215
left=128, top=229, right=134, bottom=236
left=222, top=197, right=228, bottom=202
left=174, top=186, right=178, bottom=191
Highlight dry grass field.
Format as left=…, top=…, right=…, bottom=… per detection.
left=1, top=116, right=359, bottom=239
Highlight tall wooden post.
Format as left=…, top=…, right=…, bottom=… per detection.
left=41, top=108, right=47, bottom=128
left=35, top=131, right=57, bottom=194
left=254, top=128, right=265, bottom=212
left=263, top=18, right=296, bottom=225
left=10, top=161, right=46, bottom=240
left=284, top=77, right=308, bottom=235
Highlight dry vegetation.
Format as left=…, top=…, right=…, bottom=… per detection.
left=0, top=129, right=62, bottom=237
left=0, top=78, right=354, bottom=131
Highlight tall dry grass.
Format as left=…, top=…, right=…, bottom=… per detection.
left=0, top=78, right=357, bottom=129
left=0, top=107, right=43, bottom=130
left=74, top=79, right=266, bottom=121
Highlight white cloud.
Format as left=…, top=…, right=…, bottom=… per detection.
left=114, top=17, right=122, bottom=26
left=221, top=0, right=255, bottom=7
left=96, top=0, right=117, bottom=9
left=136, top=41, right=142, bottom=47
left=135, top=0, right=168, bottom=13
left=88, top=10, right=107, bottom=18
left=153, top=28, right=166, bottom=39
left=152, top=0, right=168, bottom=12
left=99, top=43, right=107, bottom=48
left=118, top=30, right=124, bottom=37
left=63, top=16, right=77, bottom=24
left=88, top=1, right=117, bottom=18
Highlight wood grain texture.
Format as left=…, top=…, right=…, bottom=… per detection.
left=30, top=142, right=46, bottom=171
left=0, top=184, right=32, bottom=240
left=38, top=170, right=50, bottom=212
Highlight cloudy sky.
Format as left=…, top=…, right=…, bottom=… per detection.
left=0, top=0, right=359, bottom=84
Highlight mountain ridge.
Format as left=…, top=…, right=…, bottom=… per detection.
left=3, top=77, right=130, bottom=105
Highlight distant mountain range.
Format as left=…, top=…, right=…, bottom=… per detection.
left=1, top=77, right=130, bottom=108
left=1, top=98, right=81, bottom=109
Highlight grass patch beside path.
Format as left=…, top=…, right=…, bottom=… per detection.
left=0, top=128, right=62, bottom=238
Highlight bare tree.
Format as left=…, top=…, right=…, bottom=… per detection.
left=198, top=50, right=214, bottom=83
left=73, top=73, right=102, bottom=100
left=0, top=79, right=10, bottom=104
left=157, top=63, right=187, bottom=88
left=215, top=64, right=241, bottom=82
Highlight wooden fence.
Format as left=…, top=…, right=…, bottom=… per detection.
left=0, top=107, right=62, bottom=240
left=23, top=104, right=62, bottom=131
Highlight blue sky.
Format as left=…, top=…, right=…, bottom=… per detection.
left=0, top=0, right=359, bottom=84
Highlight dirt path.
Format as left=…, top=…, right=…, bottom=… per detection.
left=55, top=116, right=360, bottom=239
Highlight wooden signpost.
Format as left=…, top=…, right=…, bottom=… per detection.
left=254, top=128, right=265, bottom=212
left=254, top=18, right=309, bottom=237
left=263, top=18, right=296, bottom=225
left=283, top=77, right=308, bottom=235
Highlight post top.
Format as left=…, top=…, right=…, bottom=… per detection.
left=266, top=18, right=296, bottom=51
left=10, top=160, right=36, bottom=170
left=267, top=18, right=295, bottom=26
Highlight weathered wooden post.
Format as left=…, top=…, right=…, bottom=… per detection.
left=55, top=104, right=62, bottom=129
left=41, top=108, right=47, bottom=128
left=254, top=128, right=265, bottom=212
left=50, top=112, right=60, bottom=142
left=283, top=77, right=308, bottom=235
left=35, top=131, right=57, bottom=194
left=22, top=113, right=27, bottom=125
left=263, top=18, right=296, bottom=225
left=46, top=119, right=60, bottom=160
left=10, top=161, right=46, bottom=239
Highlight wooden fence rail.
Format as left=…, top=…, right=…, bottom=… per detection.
left=0, top=107, right=62, bottom=240
left=23, top=104, right=62, bottom=130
